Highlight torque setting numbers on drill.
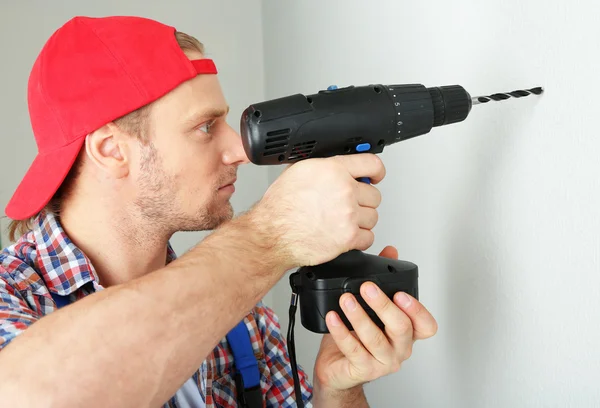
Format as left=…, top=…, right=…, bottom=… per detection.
left=389, top=86, right=404, bottom=140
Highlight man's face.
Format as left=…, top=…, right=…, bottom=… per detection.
left=129, top=51, right=249, bottom=233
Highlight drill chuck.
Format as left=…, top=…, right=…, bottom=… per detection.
left=427, top=85, right=472, bottom=127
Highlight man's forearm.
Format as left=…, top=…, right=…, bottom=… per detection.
left=0, top=210, right=288, bottom=407
left=312, top=380, right=369, bottom=408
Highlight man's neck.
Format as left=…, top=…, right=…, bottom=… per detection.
left=59, top=198, right=172, bottom=288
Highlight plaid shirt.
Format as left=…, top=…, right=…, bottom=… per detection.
left=0, top=211, right=313, bottom=407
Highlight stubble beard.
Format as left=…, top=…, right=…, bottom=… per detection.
left=134, top=142, right=235, bottom=234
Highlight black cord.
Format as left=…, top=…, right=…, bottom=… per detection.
left=287, top=291, right=304, bottom=408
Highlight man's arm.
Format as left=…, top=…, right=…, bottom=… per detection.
left=0, top=211, right=287, bottom=407
left=313, top=382, right=368, bottom=408
left=0, top=154, right=386, bottom=408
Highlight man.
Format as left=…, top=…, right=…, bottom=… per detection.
left=0, top=15, right=437, bottom=407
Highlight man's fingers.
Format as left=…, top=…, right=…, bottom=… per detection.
left=378, top=245, right=398, bottom=260
left=339, top=293, right=395, bottom=366
left=359, top=283, right=414, bottom=356
left=325, top=311, right=371, bottom=364
left=357, top=207, right=378, bottom=230
left=334, top=154, right=386, bottom=184
left=352, top=229, right=375, bottom=251
left=356, top=182, right=382, bottom=208
left=393, top=292, right=438, bottom=340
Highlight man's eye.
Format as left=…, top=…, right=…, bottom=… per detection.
left=198, top=120, right=216, bottom=134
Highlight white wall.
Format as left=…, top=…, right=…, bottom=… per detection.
left=262, top=1, right=600, bottom=407
left=0, top=1, right=269, bottom=256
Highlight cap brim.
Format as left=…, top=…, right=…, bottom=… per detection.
left=5, top=137, right=85, bottom=220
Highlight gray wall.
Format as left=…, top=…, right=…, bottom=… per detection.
left=0, top=1, right=270, bottom=258
left=262, top=1, right=600, bottom=407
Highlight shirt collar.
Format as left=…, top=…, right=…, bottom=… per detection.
left=33, top=211, right=176, bottom=296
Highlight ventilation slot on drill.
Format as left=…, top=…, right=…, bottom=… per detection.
left=263, top=129, right=291, bottom=157
left=288, top=140, right=317, bottom=160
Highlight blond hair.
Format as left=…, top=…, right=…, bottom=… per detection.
left=4, top=31, right=204, bottom=243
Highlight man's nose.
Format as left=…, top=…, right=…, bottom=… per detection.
left=221, top=122, right=250, bottom=166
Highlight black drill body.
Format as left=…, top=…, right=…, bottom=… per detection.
left=241, top=84, right=472, bottom=165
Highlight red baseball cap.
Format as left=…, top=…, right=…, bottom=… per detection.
left=5, top=15, right=218, bottom=220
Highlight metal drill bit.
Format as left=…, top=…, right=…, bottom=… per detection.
left=472, top=87, right=544, bottom=105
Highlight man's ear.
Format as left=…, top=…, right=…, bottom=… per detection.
left=84, top=122, right=131, bottom=179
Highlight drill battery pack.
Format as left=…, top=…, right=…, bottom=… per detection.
left=290, top=250, right=419, bottom=333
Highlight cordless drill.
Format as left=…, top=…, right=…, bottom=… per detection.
left=239, top=83, right=542, bottom=334
left=239, top=82, right=542, bottom=408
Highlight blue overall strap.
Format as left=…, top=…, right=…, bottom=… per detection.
left=226, top=320, right=262, bottom=408
left=51, top=293, right=72, bottom=309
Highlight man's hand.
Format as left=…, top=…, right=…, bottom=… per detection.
left=252, top=154, right=385, bottom=269
left=312, top=245, right=437, bottom=406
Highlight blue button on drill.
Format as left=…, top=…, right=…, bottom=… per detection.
left=356, top=143, right=371, bottom=152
